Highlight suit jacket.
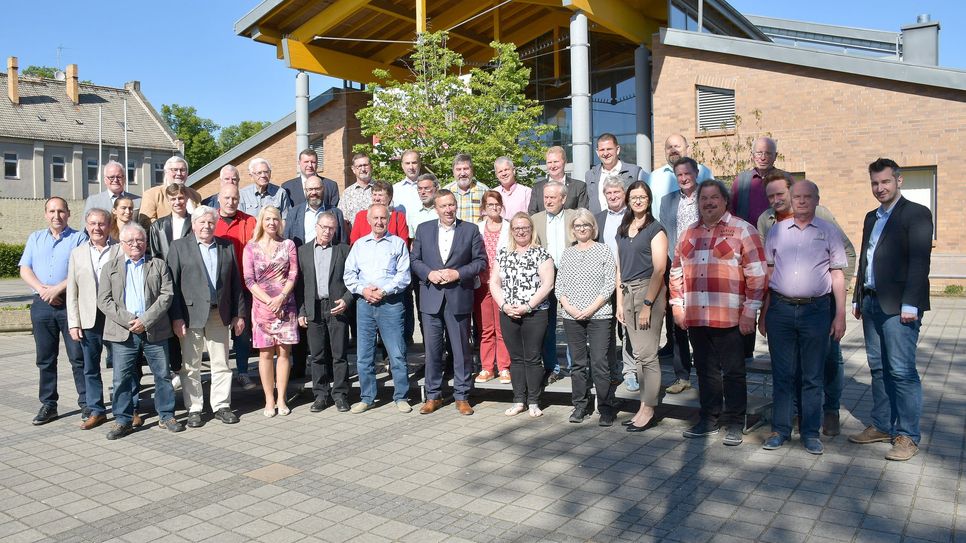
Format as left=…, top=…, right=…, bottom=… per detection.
left=167, top=234, right=246, bottom=327
left=282, top=176, right=340, bottom=209
left=853, top=196, right=932, bottom=315
left=283, top=204, right=347, bottom=247
left=296, top=241, right=353, bottom=320
left=533, top=209, right=577, bottom=251
left=67, top=243, right=122, bottom=329
left=411, top=219, right=486, bottom=315
left=85, top=190, right=141, bottom=216
left=97, top=254, right=174, bottom=343
left=138, top=184, right=202, bottom=224
left=659, top=190, right=686, bottom=261
left=584, top=162, right=646, bottom=215
left=148, top=214, right=192, bottom=260
left=529, top=176, right=590, bottom=214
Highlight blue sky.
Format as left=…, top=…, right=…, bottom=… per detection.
left=2, top=1, right=963, bottom=132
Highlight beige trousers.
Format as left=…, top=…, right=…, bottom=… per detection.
left=180, top=310, right=232, bottom=412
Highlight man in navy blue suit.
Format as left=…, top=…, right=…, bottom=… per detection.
left=411, top=189, right=487, bottom=415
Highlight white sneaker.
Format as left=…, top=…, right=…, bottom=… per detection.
left=237, top=374, right=256, bottom=391
left=170, top=373, right=181, bottom=390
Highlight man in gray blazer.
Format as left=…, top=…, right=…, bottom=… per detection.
left=84, top=161, right=140, bottom=216
left=168, top=206, right=248, bottom=427
left=97, top=223, right=184, bottom=439
left=67, top=208, right=121, bottom=430
left=584, top=133, right=647, bottom=215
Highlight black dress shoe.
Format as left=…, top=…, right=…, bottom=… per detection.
left=598, top=411, right=616, bottom=427
left=334, top=398, right=351, bottom=412
left=186, top=412, right=204, bottom=428
left=310, top=398, right=331, bottom=413
left=213, top=408, right=239, bottom=424
left=106, top=423, right=133, bottom=440
left=32, top=405, right=58, bottom=425
left=621, top=419, right=636, bottom=427
left=626, top=418, right=658, bottom=432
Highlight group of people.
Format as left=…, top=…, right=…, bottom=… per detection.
left=21, top=135, right=932, bottom=462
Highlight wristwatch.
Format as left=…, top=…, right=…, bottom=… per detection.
left=643, top=299, right=653, bottom=307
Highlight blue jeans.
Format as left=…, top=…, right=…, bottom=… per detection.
left=233, top=326, right=252, bottom=375
left=79, top=315, right=107, bottom=415
left=542, top=295, right=572, bottom=374
left=766, top=295, right=830, bottom=439
left=31, top=296, right=85, bottom=409
left=823, top=340, right=844, bottom=411
left=862, top=294, right=923, bottom=443
left=356, top=295, right=409, bottom=404
left=111, top=334, right=176, bottom=426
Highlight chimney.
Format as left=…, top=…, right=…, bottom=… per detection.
left=66, top=63, right=79, bottom=104
left=124, top=80, right=141, bottom=92
left=901, top=14, right=940, bottom=66
left=7, top=56, right=18, bottom=105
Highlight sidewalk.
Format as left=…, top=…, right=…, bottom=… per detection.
left=0, top=298, right=963, bottom=542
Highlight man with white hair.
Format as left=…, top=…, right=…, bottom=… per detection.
left=168, top=206, right=247, bottom=427
left=239, top=157, right=292, bottom=217
left=202, top=165, right=241, bottom=208
left=493, top=157, right=531, bottom=219
left=139, top=156, right=202, bottom=224
left=85, top=161, right=141, bottom=215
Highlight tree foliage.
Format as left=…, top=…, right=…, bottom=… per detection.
left=161, top=105, right=269, bottom=172
left=691, top=109, right=783, bottom=187
left=23, top=65, right=92, bottom=84
left=218, top=120, right=271, bottom=152
left=354, top=31, right=550, bottom=186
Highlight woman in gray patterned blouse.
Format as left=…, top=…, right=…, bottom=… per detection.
left=489, top=213, right=555, bottom=417
left=555, top=209, right=617, bottom=426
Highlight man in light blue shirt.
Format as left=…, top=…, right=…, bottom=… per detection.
left=648, top=135, right=712, bottom=218
left=343, top=204, right=412, bottom=413
left=239, top=157, right=292, bottom=217
left=392, top=150, right=423, bottom=216
left=19, top=197, right=88, bottom=425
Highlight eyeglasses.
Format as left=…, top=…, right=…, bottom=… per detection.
left=166, top=167, right=187, bottom=173
left=316, top=225, right=335, bottom=231
left=511, top=226, right=532, bottom=233
left=252, top=170, right=271, bottom=177
left=485, top=203, right=502, bottom=209
left=629, top=195, right=649, bottom=202
left=753, top=151, right=775, bottom=158
left=105, top=175, right=124, bottom=181
left=120, top=239, right=145, bottom=246
left=573, top=223, right=593, bottom=230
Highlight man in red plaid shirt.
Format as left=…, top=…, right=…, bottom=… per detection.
left=670, top=179, right=767, bottom=446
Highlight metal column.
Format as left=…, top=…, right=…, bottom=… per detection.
left=295, top=71, right=310, bottom=155
left=569, top=10, right=592, bottom=180
left=634, top=45, right=652, bottom=170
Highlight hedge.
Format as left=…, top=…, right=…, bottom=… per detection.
left=0, top=243, right=24, bottom=278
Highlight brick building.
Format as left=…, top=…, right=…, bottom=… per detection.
left=188, top=86, right=369, bottom=199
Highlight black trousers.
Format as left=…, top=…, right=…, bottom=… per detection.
left=501, top=310, right=547, bottom=405
left=564, top=318, right=615, bottom=414
left=305, top=299, right=350, bottom=402
left=689, top=325, right=747, bottom=426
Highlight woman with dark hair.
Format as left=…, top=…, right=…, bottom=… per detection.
left=615, top=181, right=668, bottom=431
left=110, top=197, right=136, bottom=240
left=475, top=190, right=511, bottom=384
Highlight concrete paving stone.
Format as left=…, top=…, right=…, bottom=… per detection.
left=852, top=528, right=903, bottom=542
left=780, top=500, right=824, bottom=519
left=914, top=496, right=957, bottom=514
left=2, top=528, right=45, bottom=543
left=119, top=525, right=170, bottom=542
left=717, top=518, right=768, bottom=540
left=760, top=526, right=809, bottom=543
left=178, top=521, right=225, bottom=542
left=742, top=493, right=785, bottom=513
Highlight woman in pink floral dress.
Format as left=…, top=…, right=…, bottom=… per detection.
left=243, top=206, right=299, bottom=417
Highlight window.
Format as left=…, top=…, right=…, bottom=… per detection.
left=696, top=86, right=736, bottom=132
left=154, top=163, right=164, bottom=185
left=3, top=153, right=17, bottom=179
left=128, top=160, right=137, bottom=185
left=309, top=137, right=324, bottom=165
left=52, top=156, right=66, bottom=181
left=901, top=166, right=937, bottom=239
left=87, top=159, right=99, bottom=182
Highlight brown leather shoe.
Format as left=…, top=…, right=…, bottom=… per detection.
left=419, top=399, right=442, bottom=415
left=80, top=413, right=107, bottom=430
left=455, top=400, right=474, bottom=416
left=131, top=411, right=144, bottom=428
left=885, top=435, right=919, bottom=461
left=848, top=425, right=891, bottom=444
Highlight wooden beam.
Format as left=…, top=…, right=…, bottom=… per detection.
left=288, top=0, right=369, bottom=43
left=252, top=26, right=281, bottom=45
left=416, top=0, right=426, bottom=34
left=563, top=0, right=661, bottom=44
left=493, top=6, right=501, bottom=42
left=282, top=39, right=410, bottom=83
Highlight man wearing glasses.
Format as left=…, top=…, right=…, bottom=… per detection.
left=85, top=161, right=141, bottom=216
left=239, top=157, right=292, bottom=217
left=731, top=137, right=779, bottom=224
left=139, top=156, right=202, bottom=224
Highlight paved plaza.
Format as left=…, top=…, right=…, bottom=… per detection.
left=0, top=297, right=963, bottom=543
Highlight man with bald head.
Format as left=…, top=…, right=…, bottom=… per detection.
left=759, top=180, right=846, bottom=455
left=202, top=165, right=241, bottom=208
left=648, top=135, right=712, bottom=219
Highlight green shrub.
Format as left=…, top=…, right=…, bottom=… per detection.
left=0, top=243, right=24, bottom=278
left=944, top=284, right=964, bottom=296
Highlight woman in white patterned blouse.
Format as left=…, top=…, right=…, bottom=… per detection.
left=555, top=209, right=617, bottom=425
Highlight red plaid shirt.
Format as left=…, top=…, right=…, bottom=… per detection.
left=669, top=211, right=766, bottom=328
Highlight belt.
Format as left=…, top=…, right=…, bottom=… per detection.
left=770, top=290, right=830, bottom=306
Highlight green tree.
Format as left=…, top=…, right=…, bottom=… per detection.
left=218, top=120, right=271, bottom=152
left=23, top=65, right=92, bottom=84
left=161, top=104, right=221, bottom=172
left=691, top=109, right=782, bottom=187
left=355, top=31, right=550, bottom=186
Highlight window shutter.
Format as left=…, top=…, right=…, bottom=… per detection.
left=697, top=86, right=736, bottom=131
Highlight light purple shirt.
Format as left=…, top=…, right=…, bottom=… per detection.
left=765, top=216, right=847, bottom=298
left=496, top=183, right=532, bottom=220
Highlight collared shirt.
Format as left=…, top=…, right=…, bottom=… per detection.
left=669, top=211, right=767, bottom=328
left=676, top=191, right=699, bottom=239
left=214, top=210, right=256, bottom=279
left=546, top=212, right=566, bottom=267
left=88, top=240, right=114, bottom=288
left=338, top=182, right=373, bottom=226
left=313, top=241, right=333, bottom=300
left=444, top=180, right=488, bottom=222
left=766, top=217, right=846, bottom=298
left=409, top=205, right=438, bottom=237
left=124, top=257, right=147, bottom=316
left=496, top=182, right=532, bottom=220
left=343, top=233, right=411, bottom=297
left=597, top=160, right=624, bottom=212
left=648, top=162, right=712, bottom=216
left=601, top=207, right=625, bottom=260
left=19, top=226, right=87, bottom=288
left=171, top=214, right=188, bottom=241
left=392, top=177, right=422, bottom=216
left=239, top=183, right=291, bottom=217
left=865, top=199, right=899, bottom=291
left=197, top=240, right=219, bottom=300
left=303, top=204, right=328, bottom=244
left=438, top=221, right=456, bottom=263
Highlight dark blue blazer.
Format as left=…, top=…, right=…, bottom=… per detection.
left=410, top=219, right=486, bottom=315
left=282, top=177, right=340, bottom=209
left=283, top=204, right=347, bottom=247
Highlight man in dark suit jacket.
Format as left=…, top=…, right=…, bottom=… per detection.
left=849, top=158, right=932, bottom=461
left=411, top=189, right=487, bottom=415
left=297, top=211, right=354, bottom=413
left=283, top=175, right=347, bottom=246
left=529, top=146, right=589, bottom=214
left=282, top=148, right=340, bottom=209
left=168, top=206, right=247, bottom=427
left=584, top=133, right=647, bottom=215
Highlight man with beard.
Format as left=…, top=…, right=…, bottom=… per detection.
left=443, top=154, right=488, bottom=223
left=648, top=135, right=712, bottom=220
left=284, top=175, right=347, bottom=247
